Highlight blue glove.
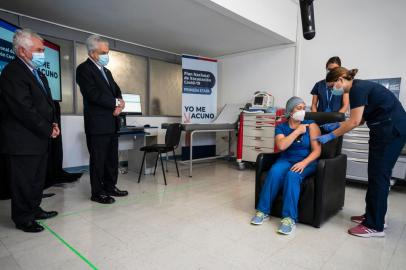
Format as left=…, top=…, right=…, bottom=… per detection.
left=314, top=132, right=336, bottom=144
left=320, top=122, right=340, bottom=132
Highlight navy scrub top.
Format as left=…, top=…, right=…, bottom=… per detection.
left=349, top=79, right=406, bottom=140
left=275, top=120, right=315, bottom=163
left=311, top=79, right=343, bottom=112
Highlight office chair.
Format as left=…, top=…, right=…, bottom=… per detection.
left=137, top=123, right=182, bottom=185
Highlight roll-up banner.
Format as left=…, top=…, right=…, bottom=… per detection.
left=181, top=55, right=218, bottom=159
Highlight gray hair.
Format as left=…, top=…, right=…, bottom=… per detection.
left=86, top=34, right=109, bottom=54
left=12, top=29, right=43, bottom=53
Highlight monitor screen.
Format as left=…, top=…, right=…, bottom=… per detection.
left=121, top=94, right=142, bottom=115
left=0, top=18, right=62, bottom=101
left=254, top=96, right=264, bottom=105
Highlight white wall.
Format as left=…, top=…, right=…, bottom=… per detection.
left=218, top=44, right=297, bottom=108
left=61, top=115, right=181, bottom=168
left=202, top=0, right=298, bottom=42
left=216, top=0, right=406, bottom=157
left=297, top=0, right=406, bottom=106
left=217, top=45, right=297, bottom=156
left=219, top=0, right=406, bottom=110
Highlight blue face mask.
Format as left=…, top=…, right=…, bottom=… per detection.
left=332, top=87, right=344, bottom=96
left=97, top=54, right=109, bottom=66
left=29, top=52, right=45, bottom=69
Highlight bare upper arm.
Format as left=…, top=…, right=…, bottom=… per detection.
left=309, top=123, right=321, bottom=153
left=275, top=133, right=285, bottom=146
left=311, top=95, right=318, bottom=111
left=342, top=93, right=350, bottom=104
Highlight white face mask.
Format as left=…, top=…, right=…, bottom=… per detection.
left=291, top=110, right=305, bottom=121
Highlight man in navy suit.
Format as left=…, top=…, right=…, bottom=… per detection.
left=76, top=35, right=128, bottom=204
left=0, top=29, right=59, bottom=232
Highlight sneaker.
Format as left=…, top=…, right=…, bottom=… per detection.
left=350, top=214, right=365, bottom=224
left=350, top=214, right=388, bottom=229
left=277, top=217, right=296, bottom=235
left=348, top=224, right=385, bottom=238
left=250, top=211, right=269, bottom=225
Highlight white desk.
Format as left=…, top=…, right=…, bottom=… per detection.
left=118, top=127, right=158, bottom=175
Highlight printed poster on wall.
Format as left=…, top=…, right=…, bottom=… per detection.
left=367, top=77, right=401, bottom=99
left=182, top=55, right=217, bottom=124
left=181, top=55, right=218, bottom=159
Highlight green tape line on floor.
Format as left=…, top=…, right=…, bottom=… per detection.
left=36, top=180, right=214, bottom=270
left=38, top=221, right=98, bottom=270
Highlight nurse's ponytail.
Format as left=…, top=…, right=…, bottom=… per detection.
left=326, top=67, right=358, bottom=82
left=345, top=69, right=358, bottom=80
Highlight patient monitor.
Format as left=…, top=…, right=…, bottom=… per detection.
left=251, top=92, right=274, bottom=109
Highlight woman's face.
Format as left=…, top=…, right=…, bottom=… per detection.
left=326, top=63, right=339, bottom=72
left=291, top=102, right=306, bottom=115
left=333, top=77, right=351, bottom=93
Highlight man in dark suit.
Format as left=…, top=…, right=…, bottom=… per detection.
left=76, top=35, right=128, bottom=204
left=0, top=78, right=9, bottom=200
left=0, top=29, right=59, bottom=233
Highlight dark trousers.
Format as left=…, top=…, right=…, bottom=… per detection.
left=0, top=154, right=10, bottom=200
left=7, top=154, right=48, bottom=225
left=363, top=133, right=406, bottom=231
left=86, top=134, right=118, bottom=196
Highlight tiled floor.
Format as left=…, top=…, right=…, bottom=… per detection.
left=0, top=160, right=405, bottom=270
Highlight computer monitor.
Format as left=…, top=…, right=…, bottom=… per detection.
left=121, top=94, right=142, bottom=115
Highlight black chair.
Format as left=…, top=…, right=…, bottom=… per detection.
left=255, top=112, right=347, bottom=228
left=138, top=123, right=182, bottom=185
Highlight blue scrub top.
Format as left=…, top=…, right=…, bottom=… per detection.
left=311, top=79, right=343, bottom=112
left=275, top=120, right=315, bottom=163
left=350, top=79, right=406, bottom=137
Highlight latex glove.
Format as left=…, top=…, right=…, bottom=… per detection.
left=314, top=132, right=336, bottom=144
left=320, top=122, right=340, bottom=132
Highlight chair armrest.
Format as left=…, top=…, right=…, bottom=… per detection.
left=313, top=154, right=347, bottom=227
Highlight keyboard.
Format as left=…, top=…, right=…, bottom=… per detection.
left=124, top=126, right=144, bottom=131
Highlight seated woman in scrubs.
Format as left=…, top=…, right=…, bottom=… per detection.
left=251, top=97, right=321, bottom=235
left=311, top=56, right=349, bottom=112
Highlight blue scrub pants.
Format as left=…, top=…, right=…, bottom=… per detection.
left=256, top=159, right=317, bottom=222
left=363, top=132, right=406, bottom=232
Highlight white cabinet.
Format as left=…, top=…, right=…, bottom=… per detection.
left=343, top=125, right=406, bottom=182
left=241, top=113, right=275, bottom=162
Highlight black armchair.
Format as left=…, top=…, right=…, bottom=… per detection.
left=255, top=112, right=347, bottom=228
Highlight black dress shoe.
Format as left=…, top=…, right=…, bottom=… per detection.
left=35, top=210, right=58, bottom=220
left=91, top=194, right=115, bottom=204
left=16, top=221, right=44, bottom=233
left=106, top=187, right=128, bottom=197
